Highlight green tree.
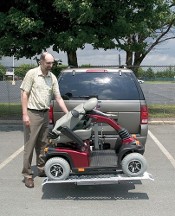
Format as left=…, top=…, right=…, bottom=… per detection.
left=114, top=0, right=175, bottom=76
left=0, top=0, right=69, bottom=62
left=15, top=64, right=35, bottom=79
left=0, top=64, right=6, bottom=80
left=0, top=0, right=135, bottom=66
left=85, top=1, right=175, bottom=76
left=0, top=0, right=175, bottom=71
left=53, top=0, right=127, bottom=65
left=146, top=68, right=155, bottom=79
left=156, top=68, right=175, bottom=78
left=137, top=67, right=145, bottom=79
left=0, top=0, right=97, bottom=66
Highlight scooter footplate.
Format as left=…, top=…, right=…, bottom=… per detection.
left=42, top=172, right=154, bottom=186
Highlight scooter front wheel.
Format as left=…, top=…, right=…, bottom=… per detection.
left=121, top=153, right=147, bottom=177
left=45, top=157, right=70, bottom=180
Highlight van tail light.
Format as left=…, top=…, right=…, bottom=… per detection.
left=49, top=105, right=54, bottom=124
left=140, top=105, right=148, bottom=124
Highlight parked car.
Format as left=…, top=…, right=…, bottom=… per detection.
left=138, top=79, right=144, bottom=84
left=49, top=67, right=148, bottom=149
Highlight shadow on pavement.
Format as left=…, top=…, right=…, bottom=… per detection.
left=41, top=181, right=149, bottom=200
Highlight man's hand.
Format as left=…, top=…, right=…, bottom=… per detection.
left=55, top=95, right=69, bottom=114
left=23, top=113, right=30, bottom=126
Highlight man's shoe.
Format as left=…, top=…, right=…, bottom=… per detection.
left=24, top=177, right=34, bottom=188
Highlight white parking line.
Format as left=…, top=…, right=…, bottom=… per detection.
left=148, top=130, right=175, bottom=169
left=0, top=146, right=24, bottom=170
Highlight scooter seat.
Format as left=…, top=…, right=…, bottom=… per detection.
left=54, top=128, right=92, bottom=143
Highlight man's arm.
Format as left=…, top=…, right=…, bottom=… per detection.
left=55, top=95, right=68, bottom=114
left=21, top=90, right=30, bottom=126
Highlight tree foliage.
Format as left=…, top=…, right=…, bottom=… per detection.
left=14, top=64, right=36, bottom=78
left=0, top=0, right=175, bottom=72
left=138, top=66, right=175, bottom=80
left=115, top=0, right=175, bottom=74
left=0, top=0, right=65, bottom=57
left=0, top=64, right=6, bottom=80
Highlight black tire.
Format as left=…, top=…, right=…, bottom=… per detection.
left=121, top=153, right=147, bottom=177
left=45, top=157, right=70, bottom=180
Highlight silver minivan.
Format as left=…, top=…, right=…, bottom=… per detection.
left=49, top=67, right=148, bottom=150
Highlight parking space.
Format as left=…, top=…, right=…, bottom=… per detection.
left=0, top=125, right=23, bottom=164
left=148, top=124, right=175, bottom=160
left=0, top=124, right=175, bottom=216
left=141, top=83, right=175, bottom=104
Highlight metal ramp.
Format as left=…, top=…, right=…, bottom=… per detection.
left=42, top=172, right=154, bottom=186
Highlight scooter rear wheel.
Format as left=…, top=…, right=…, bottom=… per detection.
left=121, top=153, right=147, bottom=177
left=45, top=157, right=70, bottom=180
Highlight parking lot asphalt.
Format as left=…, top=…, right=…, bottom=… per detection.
left=1, top=117, right=175, bottom=126
left=1, top=82, right=175, bottom=215
left=1, top=123, right=175, bottom=216
left=141, top=82, right=175, bottom=105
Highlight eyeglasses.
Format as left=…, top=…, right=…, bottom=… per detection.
left=45, top=61, right=54, bottom=65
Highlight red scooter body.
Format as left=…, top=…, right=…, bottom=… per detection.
left=42, top=98, right=154, bottom=186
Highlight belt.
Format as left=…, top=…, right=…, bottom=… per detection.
left=27, top=108, right=49, bottom=112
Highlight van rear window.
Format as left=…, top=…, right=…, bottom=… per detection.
left=58, top=72, right=142, bottom=100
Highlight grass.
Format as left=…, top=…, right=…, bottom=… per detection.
left=0, top=103, right=175, bottom=119
left=145, top=81, right=175, bottom=84
left=0, top=103, right=22, bottom=120
left=148, top=104, right=175, bottom=118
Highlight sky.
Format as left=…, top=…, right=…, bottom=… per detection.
left=1, top=38, right=175, bottom=68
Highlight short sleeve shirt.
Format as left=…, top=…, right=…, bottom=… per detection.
left=20, top=66, right=60, bottom=110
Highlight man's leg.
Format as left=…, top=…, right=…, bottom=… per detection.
left=35, top=111, right=49, bottom=176
left=22, top=110, right=42, bottom=187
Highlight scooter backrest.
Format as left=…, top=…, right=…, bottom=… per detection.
left=83, top=98, right=98, bottom=111
left=52, top=98, right=98, bottom=134
left=53, top=103, right=86, bottom=132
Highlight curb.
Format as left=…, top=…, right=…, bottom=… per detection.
left=0, top=120, right=23, bottom=125
left=0, top=120, right=175, bottom=125
left=148, top=120, right=175, bottom=125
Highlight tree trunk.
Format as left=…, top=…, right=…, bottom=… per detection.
left=67, top=50, right=78, bottom=67
left=133, top=52, right=145, bottom=77
left=126, top=51, right=133, bottom=68
left=125, top=50, right=145, bottom=77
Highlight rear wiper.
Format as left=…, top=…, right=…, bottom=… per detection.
left=72, top=95, right=98, bottom=99
left=62, top=93, right=98, bottom=100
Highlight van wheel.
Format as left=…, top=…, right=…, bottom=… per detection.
left=121, top=153, right=147, bottom=177
left=45, top=157, right=70, bottom=180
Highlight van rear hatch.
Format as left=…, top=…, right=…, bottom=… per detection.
left=52, top=70, right=147, bottom=135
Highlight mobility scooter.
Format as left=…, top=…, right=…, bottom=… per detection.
left=42, top=98, right=153, bottom=185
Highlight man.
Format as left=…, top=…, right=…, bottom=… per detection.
left=20, top=52, right=68, bottom=188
